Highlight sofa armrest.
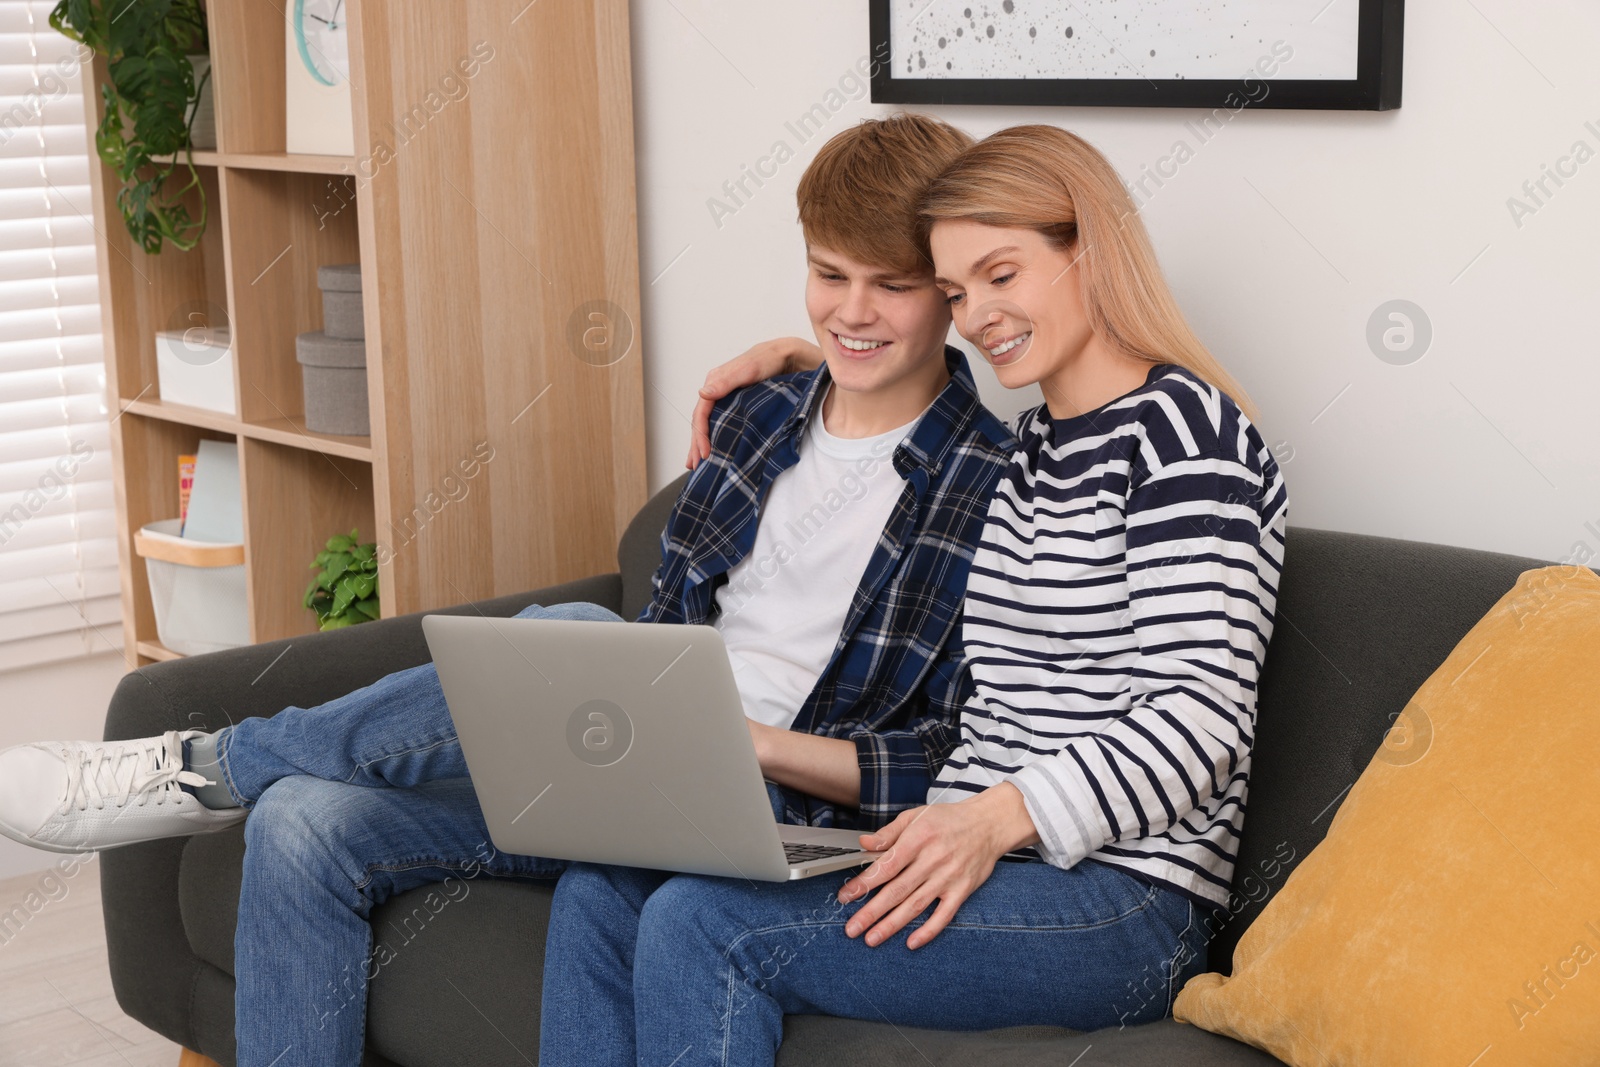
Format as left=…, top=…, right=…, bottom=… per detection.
left=99, top=571, right=622, bottom=1052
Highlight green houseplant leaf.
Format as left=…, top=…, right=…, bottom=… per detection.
left=305, top=528, right=381, bottom=631
left=50, top=0, right=211, bottom=253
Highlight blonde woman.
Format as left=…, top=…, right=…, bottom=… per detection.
left=547, top=124, right=1289, bottom=1064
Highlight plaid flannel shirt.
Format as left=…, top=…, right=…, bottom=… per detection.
left=638, top=347, right=1017, bottom=830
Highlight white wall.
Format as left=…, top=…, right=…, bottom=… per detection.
left=631, top=0, right=1600, bottom=566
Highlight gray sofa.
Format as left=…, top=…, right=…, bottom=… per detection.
left=102, top=474, right=1555, bottom=1066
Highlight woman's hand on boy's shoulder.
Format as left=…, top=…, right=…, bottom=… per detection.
left=686, top=337, right=824, bottom=470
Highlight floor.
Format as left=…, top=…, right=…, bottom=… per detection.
left=0, top=860, right=181, bottom=1067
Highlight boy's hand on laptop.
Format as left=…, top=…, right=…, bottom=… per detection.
left=835, top=782, right=1040, bottom=950
left=686, top=337, right=824, bottom=469
left=748, top=719, right=860, bottom=808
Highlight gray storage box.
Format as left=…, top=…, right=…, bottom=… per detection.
left=296, top=330, right=369, bottom=436
left=318, top=262, right=365, bottom=340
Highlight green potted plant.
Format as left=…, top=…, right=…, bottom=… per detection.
left=50, top=0, right=211, bottom=253
left=304, top=528, right=380, bottom=630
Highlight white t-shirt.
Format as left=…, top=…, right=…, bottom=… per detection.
left=712, top=389, right=920, bottom=729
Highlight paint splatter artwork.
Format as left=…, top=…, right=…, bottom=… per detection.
left=890, top=0, right=1360, bottom=81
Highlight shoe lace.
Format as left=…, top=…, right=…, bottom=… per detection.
left=60, top=731, right=210, bottom=815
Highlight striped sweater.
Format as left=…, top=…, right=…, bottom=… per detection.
left=926, top=362, right=1289, bottom=910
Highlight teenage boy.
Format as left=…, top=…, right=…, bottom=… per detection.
left=0, top=113, right=1015, bottom=1065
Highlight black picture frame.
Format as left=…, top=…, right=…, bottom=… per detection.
left=869, top=0, right=1404, bottom=111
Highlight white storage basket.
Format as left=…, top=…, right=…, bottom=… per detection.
left=155, top=327, right=235, bottom=414
left=133, top=519, right=249, bottom=656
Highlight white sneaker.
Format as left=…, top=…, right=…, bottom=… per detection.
left=0, top=730, right=245, bottom=853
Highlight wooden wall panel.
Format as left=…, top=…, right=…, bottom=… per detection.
left=346, top=0, right=647, bottom=613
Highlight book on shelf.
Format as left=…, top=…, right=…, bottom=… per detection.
left=178, top=453, right=196, bottom=536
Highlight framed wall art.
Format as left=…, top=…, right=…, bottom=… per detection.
left=870, top=0, right=1404, bottom=110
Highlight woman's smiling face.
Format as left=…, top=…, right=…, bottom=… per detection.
left=930, top=219, right=1098, bottom=392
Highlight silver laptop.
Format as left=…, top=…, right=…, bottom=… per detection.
left=421, top=614, right=881, bottom=881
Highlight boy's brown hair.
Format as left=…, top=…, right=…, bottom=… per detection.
left=796, top=113, right=974, bottom=278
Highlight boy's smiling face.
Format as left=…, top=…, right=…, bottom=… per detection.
left=804, top=244, right=952, bottom=399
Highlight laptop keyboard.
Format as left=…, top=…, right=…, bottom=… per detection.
left=783, top=842, right=861, bottom=866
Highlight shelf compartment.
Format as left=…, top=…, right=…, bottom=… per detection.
left=220, top=166, right=363, bottom=429
left=116, top=414, right=238, bottom=662
left=240, top=437, right=377, bottom=644
left=205, top=0, right=288, bottom=154
left=98, top=162, right=229, bottom=413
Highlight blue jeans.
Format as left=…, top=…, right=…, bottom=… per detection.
left=539, top=855, right=1216, bottom=1067
left=216, top=601, right=621, bottom=1067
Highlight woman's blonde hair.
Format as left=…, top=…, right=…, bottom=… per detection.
left=919, top=124, right=1261, bottom=426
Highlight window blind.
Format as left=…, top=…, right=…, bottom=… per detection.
left=0, top=0, right=121, bottom=673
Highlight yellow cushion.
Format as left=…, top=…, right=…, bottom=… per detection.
left=1174, top=563, right=1600, bottom=1066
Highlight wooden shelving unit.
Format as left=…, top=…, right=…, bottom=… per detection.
left=86, top=0, right=648, bottom=668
